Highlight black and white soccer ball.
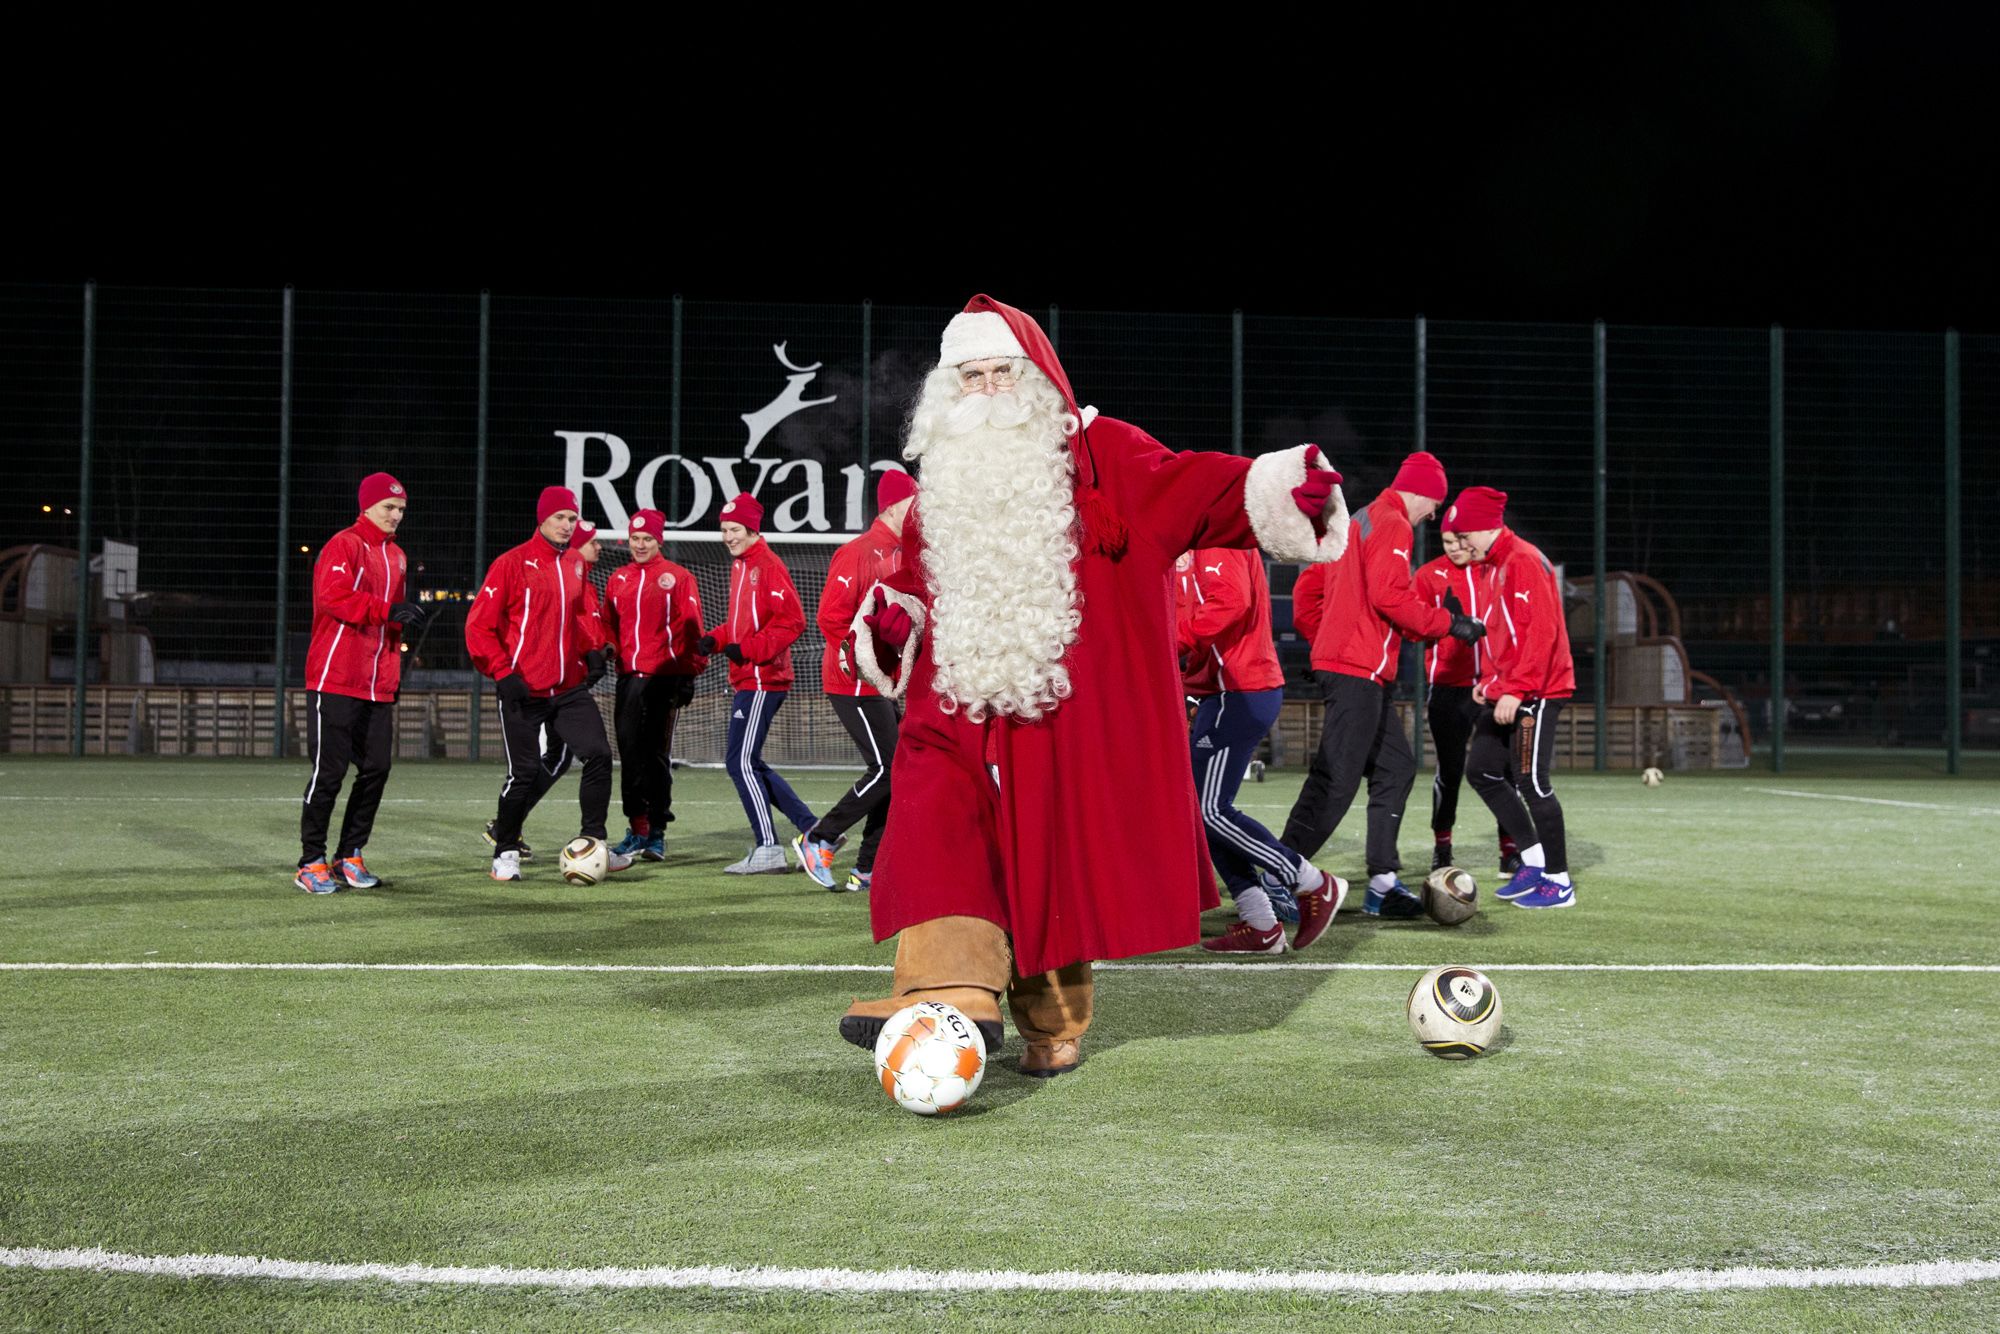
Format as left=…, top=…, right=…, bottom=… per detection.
left=1407, top=965, right=1502, bottom=1059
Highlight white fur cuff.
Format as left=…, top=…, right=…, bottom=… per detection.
left=851, top=584, right=927, bottom=700
left=938, top=311, right=1027, bottom=368
left=1244, top=445, right=1349, bottom=563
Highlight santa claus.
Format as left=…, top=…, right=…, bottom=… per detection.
left=839, top=295, right=1349, bottom=1077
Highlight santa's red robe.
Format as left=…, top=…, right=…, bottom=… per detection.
left=865, top=297, right=1344, bottom=976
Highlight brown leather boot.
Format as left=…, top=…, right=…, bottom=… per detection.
left=840, top=915, right=1010, bottom=1052
left=1009, top=961, right=1093, bottom=1077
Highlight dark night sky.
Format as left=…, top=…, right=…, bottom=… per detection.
left=16, top=5, right=1996, bottom=332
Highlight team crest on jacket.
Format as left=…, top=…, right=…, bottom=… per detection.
left=749, top=568, right=760, bottom=585
left=1175, top=552, right=1193, bottom=572
left=657, top=572, right=675, bottom=590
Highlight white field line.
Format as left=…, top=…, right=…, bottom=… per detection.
left=1754, top=788, right=2000, bottom=815
left=0, top=961, right=1995, bottom=975
left=1, top=1245, right=1997, bottom=1296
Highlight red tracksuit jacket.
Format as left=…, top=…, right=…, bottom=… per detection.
left=1415, top=555, right=1495, bottom=688
left=723, top=538, right=805, bottom=692
left=1310, top=491, right=1453, bottom=684
left=602, top=556, right=705, bottom=677
left=465, top=534, right=602, bottom=696
left=1174, top=547, right=1283, bottom=695
left=1477, top=528, right=1576, bottom=702
left=818, top=518, right=904, bottom=696
left=303, top=518, right=407, bottom=703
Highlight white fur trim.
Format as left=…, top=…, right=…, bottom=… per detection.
left=851, top=584, right=927, bottom=700
left=1079, top=405, right=1098, bottom=428
left=1244, top=446, right=1349, bottom=563
left=939, top=311, right=1027, bottom=368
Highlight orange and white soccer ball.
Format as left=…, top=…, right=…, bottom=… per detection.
left=874, top=1001, right=987, bottom=1115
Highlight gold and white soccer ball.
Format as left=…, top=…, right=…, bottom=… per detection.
left=1422, top=867, right=1479, bottom=926
left=1407, top=965, right=1503, bottom=1059
left=874, top=1000, right=988, bottom=1115
left=1642, top=766, right=1664, bottom=787
left=559, top=836, right=610, bottom=886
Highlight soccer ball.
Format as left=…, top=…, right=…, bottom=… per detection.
left=1407, top=965, right=1503, bottom=1059
left=1642, top=766, right=1664, bottom=787
left=559, top=836, right=609, bottom=886
left=874, top=1000, right=987, bottom=1116
left=1421, top=866, right=1479, bottom=926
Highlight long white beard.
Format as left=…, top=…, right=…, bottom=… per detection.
left=911, top=390, right=1081, bottom=722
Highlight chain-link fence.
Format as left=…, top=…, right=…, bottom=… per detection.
left=2, top=283, right=1990, bottom=770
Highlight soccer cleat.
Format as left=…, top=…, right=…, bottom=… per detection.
left=334, top=856, right=380, bottom=890
left=641, top=833, right=666, bottom=862
left=793, top=832, right=838, bottom=888
left=1512, top=879, right=1577, bottom=910
left=605, top=848, right=634, bottom=874
left=294, top=862, right=341, bottom=894
left=1432, top=841, right=1454, bottom=872
left=840, top=869, right=871, bottom=893
left=1290, top=868, right=1349, bottom=951
left=610, top=829, right=648, bottom=857
left=1363, top=879, right=1425, bottom=919
left=483, top=821, right=535, bottom=861
left=724, top=843, right=791, bottom=875
left=490, top=850, right=522, bottom=882
left=1494, top=864, right=1545, bottom=901
left=1200, top=919, right=1287, bottom=954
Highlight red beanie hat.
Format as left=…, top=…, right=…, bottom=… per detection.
left=570, top=522, right=598, bottom=549
left=537, top=486, right=579, bottom=526
left=1442, top=486, right=1508, bottom=533
left=358, top=472, right=406, bottom=512
left=720, top=491, right=764, bottom=532
left=875, top=468, right=917, bottom=513
left=628, top=509, right=667, bottom=539
left=1390, top=451, right=1448, bottom=502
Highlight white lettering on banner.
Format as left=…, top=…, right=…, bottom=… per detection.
left=557, top=342, right=910, bottom=541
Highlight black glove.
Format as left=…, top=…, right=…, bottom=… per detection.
left=389, top=601, right=429, bottom=630
left=1448, top=613, right=1487, bottom=644
left=583, top=649, right=607, bottom=689
left=696, top=634, right=719, bottom=656
left=722, top=642, right=747, bottom=666
left=495, top=674, right=530, bottom=706
left=671, top=675, right=698, bottom=708
left=1442, top=590, right=1465, bottom=617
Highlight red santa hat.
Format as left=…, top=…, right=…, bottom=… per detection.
left=875, top=468, right=917, bottom=513
left=358, top=472, right=406, bottom=511
left=537, top=486, right=579, bottom=526
left=628, top=508, right=667, bottom=539
left=719, top=491, right=764, bottom=532
left=1442, top=486, right=1508, bottom=533
left=1390, top=451, right=1449, bottom=502
left=570, top=522, right=598, bottom=549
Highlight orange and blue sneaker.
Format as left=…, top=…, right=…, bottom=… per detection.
left=335, top=856, right=380, bottom=889
left=793, top=832, right=838, bottom=889
left=294, top=861, right=341, bottom=894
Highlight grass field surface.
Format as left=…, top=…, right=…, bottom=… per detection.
left=2, top=756, right=1996, bottom=1330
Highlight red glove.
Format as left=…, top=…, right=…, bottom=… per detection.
left=864, top=589, right=913, bottom=648
left=1291, top=444, right=1343, bottom=539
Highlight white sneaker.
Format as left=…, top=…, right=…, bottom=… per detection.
left=723, top=843, right=791, bottom=875
left=490, top=850, right=522, bottom=882
left=605, top=848, right=634, bottom=873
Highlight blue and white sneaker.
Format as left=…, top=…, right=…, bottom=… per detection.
left=641, top=832, right=666, bottom=862
left=792, top=833, right=839, bottom=888
left=1494, top=864, right=1546, bottom=901
left=294, top=861, right=341, bottom=894
left=610, top=828, right=648, bottom=857
left=1513, top=879, right=1577, bottom=910
left=1362, top=879, right=1425, bottom=919
left=1265, top=879, right=1301, bottom=925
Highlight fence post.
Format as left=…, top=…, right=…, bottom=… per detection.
left=1945, top=328, right=1962, bottom=775
left=272, top=286, right=294, bottom=758
left=860, top=299, right=873, bottom=470
left=1048, top=304, right=1059, bottom=353
left=72, top=281, right=96, bottom=757
left=470, top=289, right=490, bottom=761
left=671, top=295, right=684, bottom=523
left=1593, top=319, right=1608, bottom=771
left=1231, top=309, right=1244, bottom=456
left=1770, top=325, right=1786, bottom=774
left=1409, top=315, right=1427, bottom=766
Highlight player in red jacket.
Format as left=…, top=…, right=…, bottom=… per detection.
left=793, top=470, right=916, bottom=892
left=697, top=492, right=819, bottom=874
left=1449, top=486, right=1579, bottom=909
left=1279, top=451, right=1486, bottom=918
left=294, top=472, right=429, bottom=894
left=464, top=486, right=621, bottom=882
left=601, top=508, right=706, bottom=862
left=1416, top=526, right=1519, bottom=874
left=1175, top=546, right=1322, bottom=954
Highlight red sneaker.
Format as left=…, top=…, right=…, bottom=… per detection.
left=1200, top=920, right=1287, bottom=955
left=1291, top=869, right=1349, bottom=950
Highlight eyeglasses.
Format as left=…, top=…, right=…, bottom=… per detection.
left=959, top=366, right=1018, bottom=393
